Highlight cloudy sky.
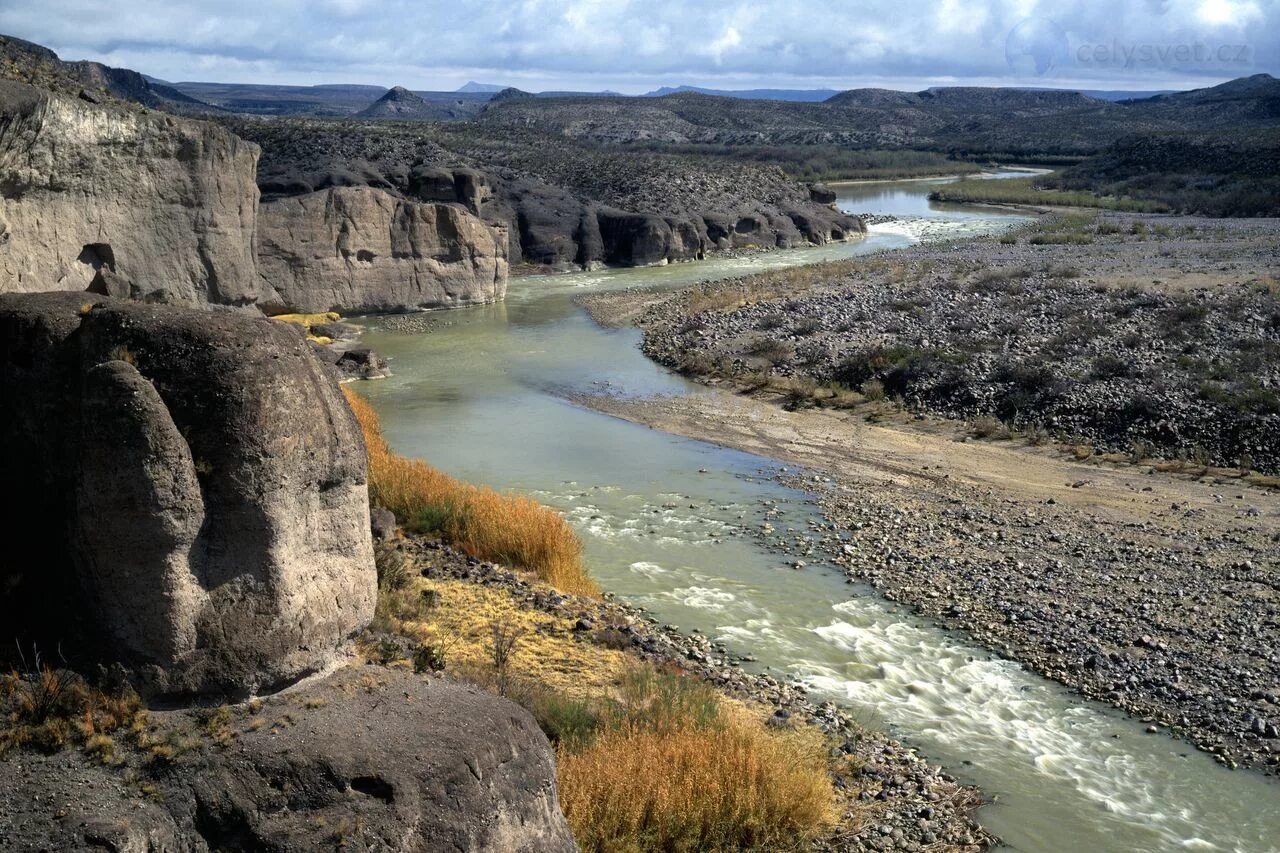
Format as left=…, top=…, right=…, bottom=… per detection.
left=1, top=0, right=1274, bottom=93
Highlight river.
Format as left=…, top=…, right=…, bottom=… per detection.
left=355, top=175, right=1280, bottom=852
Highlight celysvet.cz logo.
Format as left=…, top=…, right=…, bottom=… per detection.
left=1076, top=40, right=1252, bottom=68
left=1005, top=17, right=1252, bottom=75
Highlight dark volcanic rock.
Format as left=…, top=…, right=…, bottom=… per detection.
left=0, top=669, right=575, bottom=852
left=0, top=293, right=376, bottom=698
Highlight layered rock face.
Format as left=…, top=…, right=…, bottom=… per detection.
left=257, top=186, right=508, bottom=313
left=0, top=80, right=262, bottom=305
left=0, top=293, right=376, bottom=697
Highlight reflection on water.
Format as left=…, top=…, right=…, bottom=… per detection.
left=832, top=168, right=1052, bottom=220
left=357, top=180, right=1280, bottom=853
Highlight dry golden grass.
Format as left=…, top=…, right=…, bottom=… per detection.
left=368, top=556, right=845, bottom=851
left=1, top=667, right=144, bottom=759
left=375, top=577, right=627, bottom=698
left=558, top=710, right=836, bottom=852
left=345, top=388, right=598, bottom=596
left=270, top=311, right=342, bottom=344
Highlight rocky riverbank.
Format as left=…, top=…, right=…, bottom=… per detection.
left=389, top=535, right=997, bottom=851
left=574, top=212, right=1280, bottom=773
left=572, top=360, right=1280, bottom=775
left=636, top=213, right=1280, bottom=473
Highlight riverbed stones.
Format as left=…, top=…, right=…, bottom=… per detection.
left=0, top=292, right=377, bottom=697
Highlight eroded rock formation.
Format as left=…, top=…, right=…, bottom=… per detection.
left=0, top=79, right=511, bottom=314
left=0, top=292, right=377, bottom=697
left=0, top=80, right=262, bottom=305
left=256, top=186, right=508, bottom=313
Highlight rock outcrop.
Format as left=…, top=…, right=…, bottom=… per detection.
left=485, top=174, right=863, bottom=271
left=0, top=669, right=576, bottom=851
left=0, top=80, right=262, bottom=305
left=0, top=77, right=511, bottom=314
left=256, top=186, right=509, bottom=313
left=0, top=292, right=376, bottom=697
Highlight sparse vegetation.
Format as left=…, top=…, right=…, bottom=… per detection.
left=930, top=176, right=1170, bottom=212
left=345, top=388, right=598, bottom=596
left=1, top=660, right=145, bottom=759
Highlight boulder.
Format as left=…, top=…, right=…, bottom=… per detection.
left=0, top=80, right=262, bottom=305
left=0, top=669, right=575, bottom=852
left=809, top=182, right=838, bottom=204
left=0, top=292, right=377, bottom=697
left=256, top=187, right=509, bottom=313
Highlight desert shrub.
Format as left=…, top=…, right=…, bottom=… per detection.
left=374, top=541, right=413, bottom=591
left=970, top=268, right=1030, bottom=293
left=412, top=643, right=447, bottom=674
left=744, top=338, right=793, bottom=365
left=1023, top=421, right=1050, bottom=446
left=1089, top=354, right=1133, bottom=380
left=345, top=388, right=597, bottom=597
left=860, top=379, right=886, bottom=401
left=1029, top=231, right=1094, bottom=245
left=992, top=360, right=1063, bottom=421
left=930, top=177, right=1168, bottom=212
left=1046, top=265, right=1081, bottom=279
left=971, top=416, right=1012, bottom=439
left=1129, top=438, right=1157, bottom=463
left=523, top=690, right=602, bottom=750
left=833, top=345, right=917, bottom=387
left=679, top=352, right=716, bottom=375
left=792, top=318, right=824, bottom=336
left=678, top=314, right=709, bottom=333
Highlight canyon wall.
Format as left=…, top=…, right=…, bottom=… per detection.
left=0, top=80, right=510, bottom=313
left=0, top=80, right=262, bottom=304
left=257, top=186, right=508, bottom=313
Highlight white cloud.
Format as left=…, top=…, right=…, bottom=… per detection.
left=0, top=0, right=1271, bottom=92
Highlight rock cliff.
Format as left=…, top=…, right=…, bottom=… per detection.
left=257, top=186, right=508, bottom=313
left=0, top=292, right=377, bottom=697
left=0, top=80, right=262, bottom=305
left=0, top=76, right=510, bottom=314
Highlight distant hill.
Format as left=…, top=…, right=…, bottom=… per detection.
left=356, top=85, right=434, bottom=118
left=644, top=84, right=1178, bottom=103
left=477, top=77, right=1280, bottom=157
left=644, top=85, right=840, bottom=102
left=457, top=81, right=505, bottom=93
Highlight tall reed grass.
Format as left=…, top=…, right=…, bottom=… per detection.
left=344, top=388, right=598, bottom=597
left=555, top=666, right=836, bottom=850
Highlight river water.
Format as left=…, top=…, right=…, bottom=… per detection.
left=356, top=177, right=1280, bottom=852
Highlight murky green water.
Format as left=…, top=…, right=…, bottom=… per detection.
left=356, top=181, right=1280, bottom=852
